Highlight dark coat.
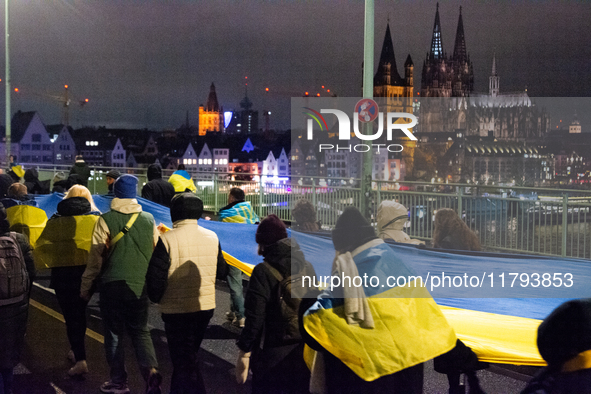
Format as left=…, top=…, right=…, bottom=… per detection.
left=69, top=162, right=91, bottom=187
left=49, top=197, right=98, bottom=290
left=141, top=164, right=176, bottom=207
left=24, top=169, right=50, bottom=195
left=237, top=238, right=315, bottom=392
left=0, top=230, right=35, bottom=369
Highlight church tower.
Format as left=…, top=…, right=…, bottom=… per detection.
left=489, top=54, right=500, bottom=97
left=421, top=3, right=452, bottom=97
left=373, top=23, right=413, bottom=112
left=198, top=83, right=224, bottom=136
left=451, top=7, right=474, bottom=97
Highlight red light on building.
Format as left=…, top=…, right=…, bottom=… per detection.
left=265, top=88, right=269, bottom=91
left=14, top=88, right=18, bottom=92
left=65, top=85, right=68, bottom=89
left=317, top=93, right=320, bottom=97
left=305, top=92, right=309, bottom=96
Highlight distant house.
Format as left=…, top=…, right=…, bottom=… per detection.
left=212, top=148, right=229, bottom=178
left=181, top=142, right=199, bottom=173
left=47, top=124, right=76, bottom=165
left=276, top=148, right=289, bottom=177
left=111, top=139, right=127, bottom=168
left=8, top=111, right=53, bottom=165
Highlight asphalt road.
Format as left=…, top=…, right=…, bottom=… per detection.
left=12, top=272, right=532, bottom=394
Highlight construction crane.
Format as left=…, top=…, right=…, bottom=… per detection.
left=14, top=84, right=89, bottom=127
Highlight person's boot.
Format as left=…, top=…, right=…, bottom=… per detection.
left=447, top=372, right=466, bottom=394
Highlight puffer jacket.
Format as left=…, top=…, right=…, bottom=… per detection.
left=146, top=218, right=226, bottom=314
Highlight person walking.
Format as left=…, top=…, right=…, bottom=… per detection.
left=142, top=164, right=175, bottom=207
left=69, top=156, right=91, bottom=187
left=236, top=214, right=316, bottom=393
left=34, top=185, right=100, bottom=377
left=146, top=193, right=228, bottom=393
left=80, top=174, right=162, bottom=394
left=218, top=187, right=259, bottom=328
left=0, top=202, right=35, bottom=394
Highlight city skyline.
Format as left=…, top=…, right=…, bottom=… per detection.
left=1, top=1, right=589, bottom=131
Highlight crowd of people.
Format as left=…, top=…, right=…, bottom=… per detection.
left=0, top=161, right=590, bottom=394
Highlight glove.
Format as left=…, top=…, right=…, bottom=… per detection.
left=235, top=350, right=251, bottom=384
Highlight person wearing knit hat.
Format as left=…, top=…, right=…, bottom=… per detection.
left=236, top=214, right=316, bottom=393
left=113, top=174, right=138, bottom=199
left=69, top=156, right=91, bottom=187
left=377, top=201, right=424, bottom=246
left=105, top=169, right=121, bottom=194
left=522, top=299, right=591, bottom=393
left=331, top=206, right=377, bottom=253
left=302, top=206, right=458, bottom=393
left=81, top=173, right=162, bottom=393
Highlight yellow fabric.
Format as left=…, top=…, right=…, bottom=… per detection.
left=303, top=281, right=457, bottom=381
left=223, top=251, right=254, bottom=276
left=168, top=173, right=196, bottom=193
left=439, top=305, right=545, bottom=366
left=221, top=215, right=247, bottom=224
left=6, top=205, right=48, bottom=249
left=33, top=215, right=99, bottom=270
left=562, top=349, right=591, bottom=373
left=12, top=165, right=25, bottom=178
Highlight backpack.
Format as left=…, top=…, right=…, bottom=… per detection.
left=0, top=232, right=29, bottom=306
left=263, top=261, right=319, bottom=344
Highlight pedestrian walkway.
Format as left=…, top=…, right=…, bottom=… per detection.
left=13, top=279, right=530, bottom=393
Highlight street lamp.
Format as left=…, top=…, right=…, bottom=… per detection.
left=4, top=0, right=11, bottom=166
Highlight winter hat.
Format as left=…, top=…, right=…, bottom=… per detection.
left=106, top=169, right=121, bottom=180
left=170, top=193, right=203, bottom=222
left=53, top=172, right=67, bottom=183
left=376, top=201, right=423, bottom=245
left=0, top=174, right=13, bottom=198
left=537, top=299, right=591, bottom=369
left=332, top=206, right=377, bottom=252
left=256, top=214, right=287, bottom=246
left=114, top=174, right=138, bottom=199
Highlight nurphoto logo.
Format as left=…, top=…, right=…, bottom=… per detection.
left=302, top=98, right=418, bottom=153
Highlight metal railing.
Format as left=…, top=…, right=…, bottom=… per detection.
left=27, top=164, right=591, bottom=259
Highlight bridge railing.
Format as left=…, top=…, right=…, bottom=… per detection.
left=26, top=164, right=591, bottom=259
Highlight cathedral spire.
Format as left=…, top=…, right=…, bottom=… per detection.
left=492, top=52, right=497, bottom=76
left=430, top=3, right=444, bottom=59
left=452, top=6, right=467, bottom=63
left=206, top=83, right=219, bottom=112
left=374, top=23, right=402, bottom=86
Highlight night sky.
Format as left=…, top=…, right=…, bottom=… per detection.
left=1, top=1, right=590, bottom=131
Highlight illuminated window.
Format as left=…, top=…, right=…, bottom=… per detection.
left=192, top=159, right=196, bottom=165
left=214, top=159, right=219, bottom=165
left=199, top=159, right=203, bottom=165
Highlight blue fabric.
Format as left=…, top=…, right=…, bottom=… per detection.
left=173, top=170, right=191, bottom=180
left=32, top=193, right=589, bottom=322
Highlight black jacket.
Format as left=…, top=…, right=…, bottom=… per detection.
left=141, top=164, right=176, bottom=207
left=237, top=238, right=315, bottom=353
left=69, top=162, right=91, bottom=186
left=24, top=169, right=49, bottom=195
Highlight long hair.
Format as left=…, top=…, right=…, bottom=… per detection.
left=65, top=185, right=100, bottom=213
left=432, top=208, right=480, bottom=251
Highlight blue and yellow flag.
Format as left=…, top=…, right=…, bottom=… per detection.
left=219, top=201, right=259, bottom=224
left=34, top=214, right=99, bottom=270
left=168, top=170, right=196, bottom=193
left=6, top=205, right=48, bottom=249
left=303, top=240, right=457, bottom=381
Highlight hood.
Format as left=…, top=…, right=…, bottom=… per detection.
left=170, top=193, right=203, bottom=222
left=262, top=237, right=306, bottom=274
left=57, top=196, right=91, bottom=216
left=110, top=197, right=142, bottom=214
left=0, top=174, right=13, bottom=198
left=24, top=168, right=39, bottom=182
left=147, top=164, right=163, bottom=181
left=377, top=201, right=408, bottom=232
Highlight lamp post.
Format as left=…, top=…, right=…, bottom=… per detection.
left=4, top=0, right=10, bottom=166
left=360, top=0, right=374, bottom=220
